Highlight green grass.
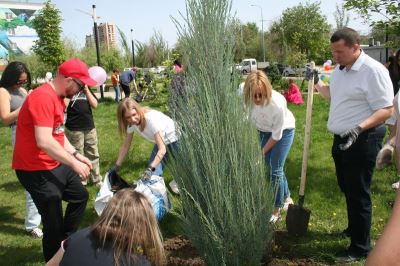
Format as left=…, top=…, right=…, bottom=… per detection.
left=0, top=93, right=396, bottom=265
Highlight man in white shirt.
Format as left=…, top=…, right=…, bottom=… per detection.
left=315, top=27, right=393, bottom=263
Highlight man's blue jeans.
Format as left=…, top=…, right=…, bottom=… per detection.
left=148, top=141, right=179, bottom=176
left=259, top=128, right=295, bottom=208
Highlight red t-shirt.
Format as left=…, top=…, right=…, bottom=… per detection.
left=12, top=83, right=66, bottom=170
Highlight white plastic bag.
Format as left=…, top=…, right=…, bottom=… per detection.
left=135, top=175, right=170, bottom=221
left=94, top=173, right=114, bottom=216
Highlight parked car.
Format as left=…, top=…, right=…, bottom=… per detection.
left=149, top=66, right=166, bottom=74
left=276, top=63, right=296, bottom=77
left=237, top=58, right=269, bottom=74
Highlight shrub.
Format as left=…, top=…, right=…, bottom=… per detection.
left=168, top=0, right=275, bottom=265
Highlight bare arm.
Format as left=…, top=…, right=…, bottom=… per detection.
left=83, top=86, right=98, bottom=108
left=314, top=82, right=330, bottom=101
left=115, top=132, right=134, bottom=166
left=0, top=88, right=19, bottom=125
left=359, top=106, right=393, bottom=131
left=46, top=247, right=64, bottom=266
left=366, top=190, right=400, bottom=265
left=35, top=126, right=90, bottom=177
left=262, top=138, right=278, bottom=155
left=149, top=132, right=167, bottom=168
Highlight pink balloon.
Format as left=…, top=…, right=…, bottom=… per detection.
left=88, top=66, right=107, bottom=86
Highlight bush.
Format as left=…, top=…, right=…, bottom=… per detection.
left=169, top=0, right=275, bottom=265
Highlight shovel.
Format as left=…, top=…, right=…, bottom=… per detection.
left=285, top=62, right=315, bottom=236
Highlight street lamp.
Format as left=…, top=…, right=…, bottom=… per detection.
left=251, top=4, right=265, bottom=62
left=76, top=5, right=103, bottom=99
left=131, top=28, right=135, bottom=66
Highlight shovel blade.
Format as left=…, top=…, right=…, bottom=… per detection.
left=286, top=204, right=311, bottom=237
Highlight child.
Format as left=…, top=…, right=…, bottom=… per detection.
left=282, top=78, right=303, bottom=105
left=109, top=98, right=180, bottom=193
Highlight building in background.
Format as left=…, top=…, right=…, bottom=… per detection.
left=0, top=0, right=43, bottom=66
left=85, top=34, right=93, bottom=48
left=95, top=22, right=116, bottom=50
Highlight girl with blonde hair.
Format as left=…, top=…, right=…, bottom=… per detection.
left=46, top=189, right=166, bottom=265
left=110, top=98, right=180, bottom=193
left=244, top=70, right=296, bottom=223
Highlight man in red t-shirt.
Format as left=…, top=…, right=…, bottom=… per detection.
left=13, top=58, right=97, bottom=262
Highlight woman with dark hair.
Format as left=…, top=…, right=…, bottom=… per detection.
left=46, top=189, right=166, bottom=266
left=0, top=61, right=43, bottom=238
left=387, top=55, right=400, bottom=95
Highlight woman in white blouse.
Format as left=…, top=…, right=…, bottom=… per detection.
left=243, top=70, right=295, bottom=223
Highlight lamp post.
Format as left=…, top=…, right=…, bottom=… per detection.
left=251, top=4, right=265, bottom=62
left=76, top=5, right=103, bottom=98
left=131, top=28, right=135, bottom=66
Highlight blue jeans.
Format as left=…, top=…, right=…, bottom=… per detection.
left=113, top=85, right=120, bottom=102
left=148, top=141, right=179, bottom=176
left=259, top=128, right=295, bottom=208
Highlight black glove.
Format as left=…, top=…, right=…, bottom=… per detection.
left=339, top=126, right=362, bottom=151
left=312, top=69, right=319, bottom=85
left=108, top=164, right=120, bottom=174
left=304, top=68, right=319, bottom=85
left=140, top=167, right=153, bottom=181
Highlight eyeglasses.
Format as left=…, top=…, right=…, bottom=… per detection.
left=16, top=79, right=28, bottom=85
left=72, top=79, right=85, bottom=91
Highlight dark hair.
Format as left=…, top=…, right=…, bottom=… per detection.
left=112, top=69, right=119, bottom=73
left=0, top=61, right=31, bottom=89
left=173, top=59, right=181, bottom=68
left=388, top=55, right=400, bottom=82
left=330, top=27, right=360, bottom=47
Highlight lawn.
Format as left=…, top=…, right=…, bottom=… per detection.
left=0, top=90, right=397, bottom=265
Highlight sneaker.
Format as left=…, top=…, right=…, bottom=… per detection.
left=27, top=228, right=43, bottom=239
left=169, top=180, right=180, bottom=194
left=392, top=181, right=400, bottom=189
left=335, top=249, right=366, bottom=263
left=376, top=143, right=394, bottom=170
left=282, top=197, right=294, bottom=211
left=269, top=213, right=280, bottom=223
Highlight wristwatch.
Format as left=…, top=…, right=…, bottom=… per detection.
left=72, top=150, right=79, bottom=157
left=149, top=166, right=156, bottom=172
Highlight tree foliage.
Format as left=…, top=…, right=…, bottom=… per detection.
left=334, top=3, right=350, bottom=30
left=344, top=0, right=400, bottom=47
left=31, top=0, right=65, bottom=71
left=268, top=1, right=332, bottom=64
left=169, top=0, right=274, bottom=264
left=135, top=31, right=169, bottom=67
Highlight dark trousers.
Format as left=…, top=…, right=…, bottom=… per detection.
left=120, top=83, right=130, bottom=98
left=16, top=164, right=89, bottom=262
left=331, top=125, right=385, bottom=255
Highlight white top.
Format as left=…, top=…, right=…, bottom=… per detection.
left=250, top=90, right=296, bottom=140
left=127, top=110, right=178, bottom=144
left=328, top=51, right=394, bottom=134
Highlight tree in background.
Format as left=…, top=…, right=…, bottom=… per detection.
left=31, top=0, right=65, bottom=71
left=334, top=3, right=350, bottom=30
left=169, top=0, right=274, bottom=264
left=345, top=0, right=400, bottom=48
left=268, top=1, right=331, bottom=64
left=135, top=31, right=169, bottom=67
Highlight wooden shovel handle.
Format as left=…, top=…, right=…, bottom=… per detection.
left=299, top=62, right=315, bottom=198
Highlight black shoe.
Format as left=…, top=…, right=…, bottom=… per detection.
left=335, top=249, right=366, bottom=263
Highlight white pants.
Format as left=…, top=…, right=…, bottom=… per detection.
left=12, top=125, right=42, bottom=231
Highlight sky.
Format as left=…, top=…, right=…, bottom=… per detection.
left=47, top=0, right=374, bottom=48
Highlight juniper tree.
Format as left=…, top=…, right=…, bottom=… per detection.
left=169, top=0, right=275, bottom=264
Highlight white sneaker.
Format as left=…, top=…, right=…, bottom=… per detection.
left=392, top=181, right=400, bottom=189
left=283, top=198, right=294, bottom=211
left=376, top=143, right=394, bottom=170
left=28, top=227, right=43, bottom=238
left=269, top=213, right=280, bottom=224
left=169, top=180, right=180, bottom=194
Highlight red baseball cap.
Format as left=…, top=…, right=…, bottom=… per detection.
left=58, top=58, right=97, bottom=86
